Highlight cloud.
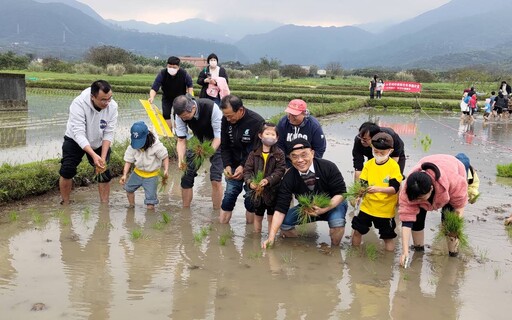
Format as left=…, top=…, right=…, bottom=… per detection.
left=80, top=0, right=450, bottom=26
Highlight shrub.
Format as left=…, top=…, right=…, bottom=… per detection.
left=142, top=64, right=160, bottom=74
left=227, top=69, right=253, bottom=79
left=106, top=64, right=126, bottom=76
left=394, top=70, right=415, bottom=82
left=185, top=67, right=199, bottom=78
left=27, top=61, right=45, bottom=72
left=497, top=163, right=512, bottom=177
left=73, top=63, right=102, bottom=74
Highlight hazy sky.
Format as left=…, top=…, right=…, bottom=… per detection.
left=78, top=0, right=451, bottom=26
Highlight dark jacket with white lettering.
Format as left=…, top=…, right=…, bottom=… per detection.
left=276, top=114, right=326, bottom=159
left=221, top=108, right=265, bottom=168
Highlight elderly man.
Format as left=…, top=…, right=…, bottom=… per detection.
left=219, top=94, right=265, bottom=224
left=352, top=121, right=406, bottom=181
left=148, top=56, right=194, bottom=129
left=262, top=138, right=348, bottom=248
left=276, top=99, right=326, bottom=165
left=173, top=94, right=223, bottom=209
left=59, top=80, right=118, bottom=205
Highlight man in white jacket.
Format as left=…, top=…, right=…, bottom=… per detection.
left=59, top=80, right=118, bottom=204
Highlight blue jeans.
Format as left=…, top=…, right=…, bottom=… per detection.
left=124, top=172, right=159, bottom=205
left=221, top=177, right=254, bottom=212
left=281, top=200, right=348, bottom=231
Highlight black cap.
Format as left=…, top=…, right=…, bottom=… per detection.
left=287, top=138, right=312, bottom=154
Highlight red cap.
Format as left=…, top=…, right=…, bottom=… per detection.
left=285, top=99, right=307, bottom=115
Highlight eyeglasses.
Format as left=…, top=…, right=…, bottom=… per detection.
left=289, top=151, right=311, bottom=161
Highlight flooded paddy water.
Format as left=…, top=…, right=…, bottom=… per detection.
left=1, top=90, right=512, bottom=319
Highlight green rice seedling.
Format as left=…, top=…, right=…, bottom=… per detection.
left=468, top=193, right=480, bottom=204
left=250, top=170, right=265, bottom=200
left=248, top=251, right=263, bottom=259
left=194, top=225, right=212, bottom=244
left=296, top=193, right=331, bottom=225
left=152, top=221, right=165, bottom=230
left=82, top=207, right=91, bottom=221
left=343, top=181, right=367, bottom=203
left=158, top=171, right=168, bottom=193
left=219, top=230, right=233, bottom=246
left=494, top=268, right=502, bottom=280
left=365, top=243, right=379, bottom=261
left=281, top=252, right=294, bottom=264
left=31, top=210, right=44, bottom=224
left=188, top=137, right=215, bottom=170
left=496, top=162, right=512, bottom=177
left=93, top=165, right=108, bottom=183
left=131, top=228, right=144, bottom=240
left=9, top=211, right=19, bottom=222
left=437, top=211, right=469, bottom=249
left=162, top=212, right=171, bottom=224
left=420, top=134, right=432, bottom=152
left=403, top=273, right=410, bottom=281
left=98, top=222, right=113, bottom=230
left=505, top=225, right=512, bottom=238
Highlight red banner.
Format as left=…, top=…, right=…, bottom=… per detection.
left=383, top=81, right=422, bottom=93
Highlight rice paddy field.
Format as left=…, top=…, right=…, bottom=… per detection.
left=1, top=80, right=512, bottom=319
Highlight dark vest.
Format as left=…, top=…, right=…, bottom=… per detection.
left=184, top=98, right=215, bottom=142
left=160, top=68, right=188, bottom=104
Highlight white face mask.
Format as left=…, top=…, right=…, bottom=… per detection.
left=209, top=60, right=218, bottom=68
left=167, top=67, right=178, bottom=76
left=372, top=151, right=390, bottom=164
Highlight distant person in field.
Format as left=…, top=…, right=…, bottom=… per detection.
left=352, top=122, right=406, bottom=181
left=148, top=56, right=194, bottom=130
left=276, top=99, right=326, bottom=167
left=59, top=80, right=118, bottom=205
left=197, top=53, right=229, bottom=106
left=369, top=74, right=378, bottom=99
left=376, top=78, right=384, bottom=99
left=492, top=90, right=508, bottom=119
left=499, top=81, right=511, bottom=98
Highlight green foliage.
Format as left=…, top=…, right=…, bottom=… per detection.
left=496, top=163, right=512, bottom=177
left=280, top=64, right=308, bottom=79
left=131, top=228, right=144, bottom=240
left=296, top=193, right=331, bottom=225
left=413, top=133, right=432, bottom=152
left=365, top=243, right=379, bottom=261
left=85, top=45, right=134, bottom=67
left=188, top=137, right=215, bottom=170
left=41, top=57, right=73, bottom=73
left=343, top=181, right=367, bottom=201
left=249, top=57, right=281, bottom=76
left=0, top=51, right=30, bottom=69
left=194, top=225, right=212, bottom=244
left=219, top=230, right=233, bottom=246
left=162, top=212, right=171, bottom=224
left=437, top=211, right=469, bottom=248
left=9, top=211, right=19, bottom=222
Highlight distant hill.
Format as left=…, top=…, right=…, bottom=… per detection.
left=236, top=24, right=376, bottom=65
left=234, top=0, right=512, bottom=69
left=109, top=18, right=283, bottom=43
left=34, top=0, right=109, bottom=26
left=0, top=0, right=246, bottom=61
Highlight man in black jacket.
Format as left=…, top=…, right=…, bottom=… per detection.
left=219, top=95, right=265, bottom=224
left=174, top=94, right=223, bottom=209
left=352, top=122, right=406, bottom=180
left=148, top=56, right=194, bottom=130
left=262, top=138, right=348, bottom=248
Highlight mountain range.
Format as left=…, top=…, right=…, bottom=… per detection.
left=1, top=0, right=512, bottom=70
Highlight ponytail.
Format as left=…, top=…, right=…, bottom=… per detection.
left=420, top=162, right=441, bottom=180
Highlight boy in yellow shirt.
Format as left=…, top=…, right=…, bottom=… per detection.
left=351, top=132, right=403, bottom=251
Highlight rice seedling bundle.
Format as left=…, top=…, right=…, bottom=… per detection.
left=250, top=170, right=266, bottom=200
left=438, top=211, right=469, bottom=249
left=343, top=181, right=367, bottom=202
left=296, top=193, right=331, bottom=225
left=188, top=137, right=215, bottom=170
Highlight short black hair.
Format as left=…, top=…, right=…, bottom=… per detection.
left=220, top=94, right=244, bottom=112
left=173, top=94, right=195, bottom=115
left=207, top=53, right=218, bottom=62
left=358, top=122, right=380, bottom=138
left=90, top=80, right=111, bottom=97
left=167, top=56, right=180, bottom=66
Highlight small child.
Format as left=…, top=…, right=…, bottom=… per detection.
left=351, top=132, right=403, bottom=251
left=469, top=94, right=477, bottom=120
left=120, top=121, right=169, bottom=210
left=455, top=153, right=480, bottom=204
left=484, top=98, right=492, bottom=121
left=243, top=122, right=286, bottom=233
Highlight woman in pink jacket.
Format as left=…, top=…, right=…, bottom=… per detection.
left=398, top=154, right=468, bottom=267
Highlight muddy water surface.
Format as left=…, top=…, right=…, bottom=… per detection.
left=1, top=108, right=512, bottom=319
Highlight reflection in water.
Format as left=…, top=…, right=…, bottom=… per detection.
left=0, top=111, right=27, bottom=148
left=2, top=110, right=512, bottom=319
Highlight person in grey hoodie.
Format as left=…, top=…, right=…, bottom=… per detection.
left=59, top=80, right=118, bottom=205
